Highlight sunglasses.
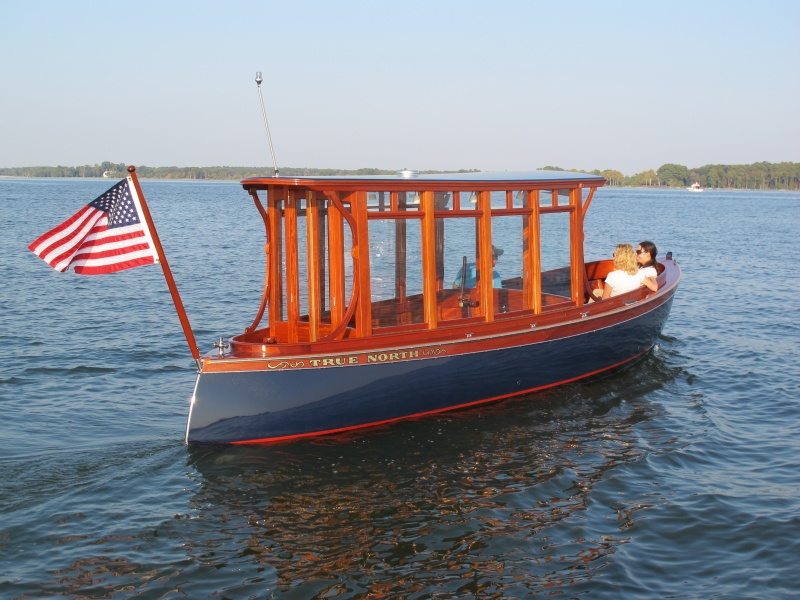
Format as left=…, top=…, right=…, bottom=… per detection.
left=636, top=249, right=644, bottom=254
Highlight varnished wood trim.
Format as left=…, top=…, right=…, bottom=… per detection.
left=477, top=190, right=494, bottom=320
left=420, top=190, right=438, bottom=329
left=285, top=189, right=300, bottom=342
left=353, top=190, right=372, bottom=337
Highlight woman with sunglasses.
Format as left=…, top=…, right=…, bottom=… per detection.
left=637, top=240, right=659, bottom=291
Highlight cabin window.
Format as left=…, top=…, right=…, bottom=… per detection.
left=538, top=189, right=571, bottom=208
left=366, top=190, right=422, bottom=213
left=490, top=214, right=526, bottom=315
left=439, top=216, right=482, bottom=321
left=368, top=216, right=425, bottom=328
left=341, top=219, right=354, bottom=313
left=539, top=210, right=573, bottom=306
left=405, top=190, right=477, bottom=212
left=271, top=193, right=286, bottom=323
left=455, top=190, right=480, bottom=211
left=366, top=191, right=387, bottom=212
left=511, top=190, right=527, bottom=209
left=295, top=201, right=310, bottom=319
left=490, top=190, right=506, bottom=209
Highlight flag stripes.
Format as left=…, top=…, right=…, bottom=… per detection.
left=28, top=177, right=159, bottom=275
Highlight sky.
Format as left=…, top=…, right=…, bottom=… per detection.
left=1, top=0, right=798, bottom=175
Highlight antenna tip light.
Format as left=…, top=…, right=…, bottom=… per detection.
left=255, top=71, right=263, bottom=85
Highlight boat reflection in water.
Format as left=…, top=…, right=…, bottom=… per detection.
left=186, top=171, right=681, bottom=444
left=184, top=352, right=683, bottom=593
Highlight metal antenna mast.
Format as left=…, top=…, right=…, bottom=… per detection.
left=255, top=71, right=279, bottom=177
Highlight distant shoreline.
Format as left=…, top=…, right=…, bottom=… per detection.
left=2, top=174, right=797, bottom=192
left=1, top=161, right=798, bottom=191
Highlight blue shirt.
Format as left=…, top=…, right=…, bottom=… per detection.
left=453, top=262, right=502, bottom=288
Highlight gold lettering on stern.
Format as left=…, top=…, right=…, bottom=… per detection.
left=366, top=350, right=422, bottom=363
left=269, top=348, right=443, bottom=370
left=308, top=356, right=360, bottom=367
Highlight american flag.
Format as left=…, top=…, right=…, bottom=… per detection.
left=28, top=177, right=160, bottom=275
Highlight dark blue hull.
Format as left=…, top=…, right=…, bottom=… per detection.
left=186, top=296, right=674, bottom=443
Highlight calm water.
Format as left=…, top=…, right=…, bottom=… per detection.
left=1, top=179, right=799, bottom=599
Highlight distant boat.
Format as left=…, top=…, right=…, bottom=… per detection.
left=102, top=170, right=112, bottom=178
left=687, top=181, right=703, bottom=192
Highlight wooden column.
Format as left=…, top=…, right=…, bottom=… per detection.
left=420, top=190, right=438, bottom=329
left=570, top=187, right=583, bottom=306
left=477, top=190, right=494, bottom=320
left=284, top=189, right=300, bottom=342
left=520, top=191, right=533, bottom=310
left=531, top=190, right=542, bottom=314
left=352, top=190, right=372, bottom=338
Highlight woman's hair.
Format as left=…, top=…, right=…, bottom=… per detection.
left=614, top=243, right=638, bottom=275
left=638, top=240, right=658, bottom=269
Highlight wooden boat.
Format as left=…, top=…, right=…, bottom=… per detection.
left=185, top=171, right=681, bottom=444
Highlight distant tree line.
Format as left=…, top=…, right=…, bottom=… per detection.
left=1, top=160, right=798, bottom=190
left=547, top=161, right=799, bottom=190
left=0, top=161, right=402, bottom=180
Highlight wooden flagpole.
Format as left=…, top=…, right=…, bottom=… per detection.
left=127, top=166, right=201, bottom=366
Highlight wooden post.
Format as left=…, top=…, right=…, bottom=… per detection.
left=420, top=190, right=438, bottom=329
left=531, top=190, right=542, bottom=314
left=353, top=190, right=372, bottom=337
left=306, top=191, right=320, bottom=342
left=570, top=187, right=582, bottom=306
left=477, top=190, right=494, bottom=320
left=521, top=190, right=533, bottom=310
left=285, top=189, right=299, bottom=342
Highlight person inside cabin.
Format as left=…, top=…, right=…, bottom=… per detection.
left=453, top=245, right=503, bottom=289
left=601, top=243, right=657, bottom=299
left=636, top=240, right=659, bottom=290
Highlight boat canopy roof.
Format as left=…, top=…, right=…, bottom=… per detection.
left=241, top=170, right=605, bottom=191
